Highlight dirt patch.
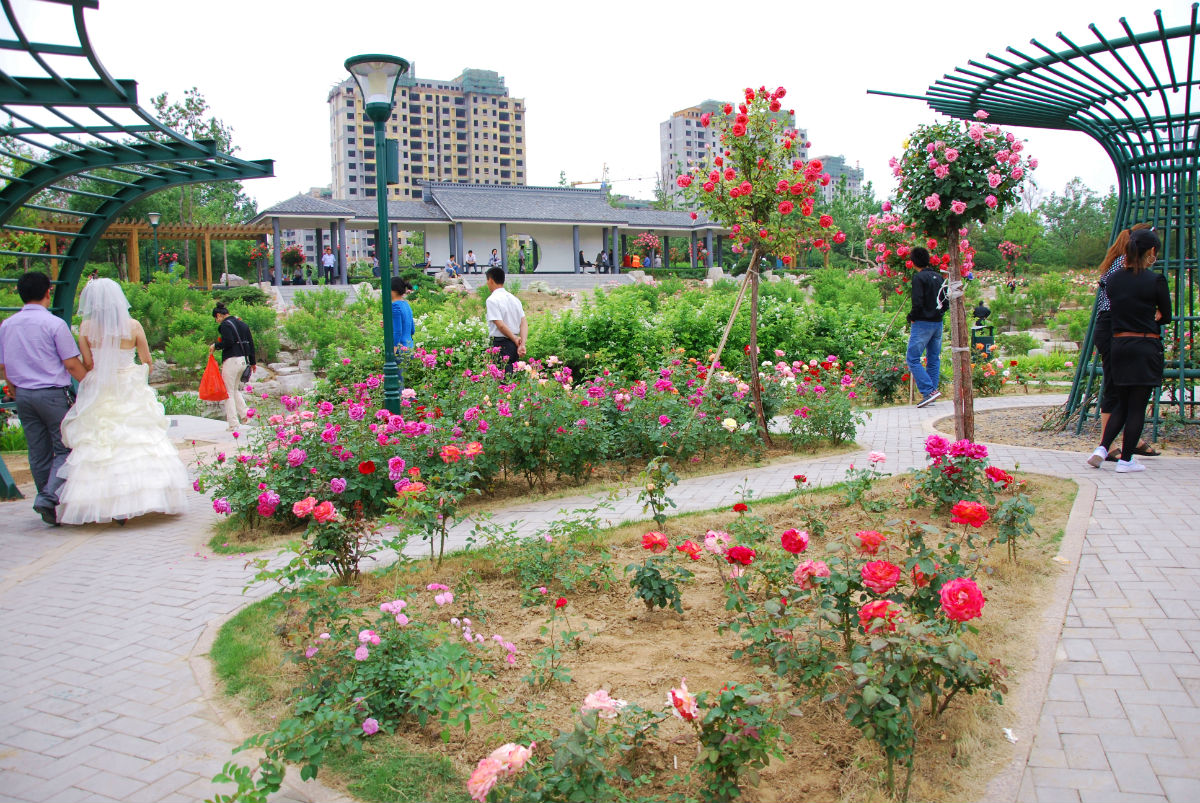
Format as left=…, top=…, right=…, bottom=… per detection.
left=222, top=473, right=1077, bottom=803
left=937, top=405, right=1200, bottom=458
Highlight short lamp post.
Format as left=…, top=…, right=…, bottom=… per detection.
left=147, top=211, right=161, bottom=274
left=345, top=53, right=409, bottom=415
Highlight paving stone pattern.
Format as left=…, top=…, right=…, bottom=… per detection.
left=0, top=393, right=1196, bottom=802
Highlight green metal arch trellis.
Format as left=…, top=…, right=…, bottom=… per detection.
left=872, top=4, right=1200, bottom=432
left=0, top=0, right=274, bottom=321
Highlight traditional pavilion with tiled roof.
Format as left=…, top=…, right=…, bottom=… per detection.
left=251, top=182, right=728, bottom=283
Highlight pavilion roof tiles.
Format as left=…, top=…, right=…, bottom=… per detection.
left=256, top=184, right=719, bottom=231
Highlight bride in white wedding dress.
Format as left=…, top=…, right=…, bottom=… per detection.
left=56, top=278, right=189, bottom=525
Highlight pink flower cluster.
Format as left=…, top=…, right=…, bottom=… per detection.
left=467, top=742, right=534, bottom=802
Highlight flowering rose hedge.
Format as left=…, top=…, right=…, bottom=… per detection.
left=199, top=350, right=867, bottom=525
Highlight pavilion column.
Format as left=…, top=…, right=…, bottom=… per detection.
left=499, top=223, right=508, bottom=272
left=455, top=222, right=464, bottom=270
left=690, top=230, right=699, bottom=268
left=313, top=228, right=322, bottom=282
left=391, top=223, right=400, bottom=276
left=272, top=217, right=282, bottom=286
left=329, top=222, right=337, bottom=282
left=663, top=234, right=670, bottom=269
left=448, top=224, right=455, bottom=260
left=716, top=235, right=724, bottom=268
left=572, top=225, right=581, bottom=273
left=337, top=218, right=348, bottom=284
left=204, top=232, right=213, bottom=289
left=611, top=226, right=620, bottom=274
left=127, top=230, right=139, bottom=283
left=705, top=229, right=714, bottom=269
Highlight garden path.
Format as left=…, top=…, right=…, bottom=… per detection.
left=0, top=393, right=1197, bottom=803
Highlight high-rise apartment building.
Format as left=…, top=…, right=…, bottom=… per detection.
left=328, top=67, right=526, bottom=202
left=660, top=100, right=807, bottom=199
left=814, top=154, right=865, bottom=203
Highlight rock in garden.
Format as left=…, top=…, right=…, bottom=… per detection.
left=1048, top=341, right=1079, bottom=352
left=149, top=359, right=171, bottom=384
left=706, top=266, right=726, bottom=282
left=275, top=372, right=316, bottom=394
left=218, top=273, right=248, bottom=287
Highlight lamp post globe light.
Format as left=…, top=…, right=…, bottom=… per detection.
left=147, top=211, right=161, bottom=275
left=344, top=54, right=409, bottom=414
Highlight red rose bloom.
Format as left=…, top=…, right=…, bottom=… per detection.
left=939, top=577, right=985, bottom=622
left=950, top=500, right=990, bottom=528
left=860, top=560, right=901, bottom=594
left=641, top=531, right=669, bottom=553
left=780, top=528, right=809, bottom=554
left=358, top=460, right=376, bottom=475
left=984, top=466, right=1014, bottom=487
left=859, top=599, right=903, bottom=633
left=732, top=502, right=748, bottom=514
left=732, top=122, right=747, bottom=137
left=855, top=530, right=886, bottom=555
left=725, top=545, right=756, bottom=566
left=676, top=540, right=702, bottom=560
left=818, top=214, right=833, bottom=228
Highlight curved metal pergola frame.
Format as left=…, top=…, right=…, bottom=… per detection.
left=872, top=4, right=1200, bottom=431
left=0, top=0, right=274, bottom=321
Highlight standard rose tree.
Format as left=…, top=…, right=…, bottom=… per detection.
left=680, top=85, right=846, bottom=440
left=892, top=112, right=1037, bottom=439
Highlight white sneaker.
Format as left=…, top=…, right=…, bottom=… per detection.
left=916, top=390, right=942, bottom=409
left=1086, top=447, right=1107, bottom=468
left=1115, top=458, right=1146, bottom=473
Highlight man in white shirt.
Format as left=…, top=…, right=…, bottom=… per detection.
left=321, top=247, right=337, bottom=284
left=465, top=249, right=478, bottom=274
left=484, top=267, right=526, bottom=373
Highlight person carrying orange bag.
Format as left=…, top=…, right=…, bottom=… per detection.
left=198, top=354, right=228, bottom=402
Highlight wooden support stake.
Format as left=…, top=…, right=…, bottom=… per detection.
left=204, top=233, right=213, bottom=290
left=947, top=229, right=975, bottom=441
left=128, top=229, right=140, bottom=283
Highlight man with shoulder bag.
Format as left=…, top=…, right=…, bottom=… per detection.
left=210, top=303, right=256, bottom=429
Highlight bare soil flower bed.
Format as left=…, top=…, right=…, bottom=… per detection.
left=214, top=470, right=1076, bottom=803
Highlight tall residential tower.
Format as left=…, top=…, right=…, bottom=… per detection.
left=328, top=67, right=526, bottom=202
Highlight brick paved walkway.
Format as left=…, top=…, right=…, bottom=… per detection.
left=0, top=394, right=1196, bottom=802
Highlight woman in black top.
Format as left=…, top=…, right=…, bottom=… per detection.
left=1093, top=223, right=1158, bottom=461
left=1087, top=229, right=1172, bottom=473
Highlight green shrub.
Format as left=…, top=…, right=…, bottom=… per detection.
left=160, top=392, right=206, bottom=417
left=810, top=268, right=882, bottom=309
left=996, top=332, right=1039, bottom=356
left=165, top=334, right=210, bottom=373
left=213, top=286, right=271, bottom=307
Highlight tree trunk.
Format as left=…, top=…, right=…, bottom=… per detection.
left=748, top=252, right=772, bottom=446
left=947, top=229, right=975, bottom=441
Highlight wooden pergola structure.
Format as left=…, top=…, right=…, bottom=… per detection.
left=37, top=219, right=272, bottom=287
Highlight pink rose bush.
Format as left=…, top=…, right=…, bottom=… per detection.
left=197, top=351, right=866, bottom=531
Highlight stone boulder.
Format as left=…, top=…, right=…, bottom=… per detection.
left=1048, top=341, right=1080, bottom=353
left=442, top=284, right=469, bottom=295
left=706, top=266, right=727, bottom=282
left=149, top=359, right=171, bottom=384
left=434, top=270, right=461, bottom=287
left=275, top=371, right=316, bottom=394
left=527, top=280, right=551, bottom=293
left=219, top=273, right=248, bottom=287
left=1028, top=348, right=1050, bottom=357
left=353, top=282, right=380, bottom=303
left=627, top=270, right=646, bottom=282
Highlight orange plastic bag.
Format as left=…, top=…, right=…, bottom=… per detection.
left=199, top=354, right=228, bottom=402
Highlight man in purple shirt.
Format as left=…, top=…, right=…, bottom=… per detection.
left=0, top=272, right=87, bottom=525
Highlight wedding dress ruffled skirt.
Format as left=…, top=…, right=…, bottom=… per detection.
left=57, top=353, right=190, bottom=524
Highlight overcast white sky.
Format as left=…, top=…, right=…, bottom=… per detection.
left=11, top=0, right=1196, bottom=210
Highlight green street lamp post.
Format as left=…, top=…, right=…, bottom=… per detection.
left=345, top=54, right=409, bottom=415
left=147, top=211, right=161, bottom=274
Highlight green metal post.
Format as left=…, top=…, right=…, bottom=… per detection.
left=367, top=103, right=400, bottom=414
left=151, top=222, right=158, bottom=276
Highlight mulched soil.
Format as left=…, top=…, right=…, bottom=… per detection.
left=936, top=405, right=1200, bottom=458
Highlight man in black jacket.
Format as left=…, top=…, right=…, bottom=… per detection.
left=210, top=303, right=256, bottom=429
left=905, top=247, right=949, bottom=408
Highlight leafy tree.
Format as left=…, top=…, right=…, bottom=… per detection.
left=821, top=177, right=878, bottom=266
left=1039, top=178, right=1115, bottom=268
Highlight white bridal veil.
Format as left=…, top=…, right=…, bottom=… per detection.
left=76, top=277, right=133, bottom=405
